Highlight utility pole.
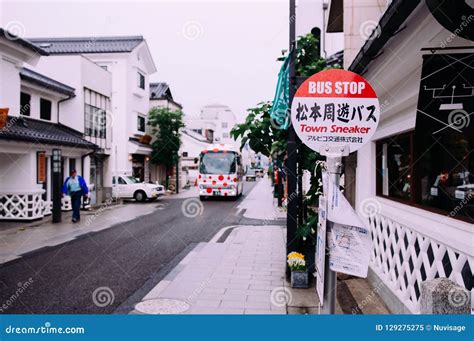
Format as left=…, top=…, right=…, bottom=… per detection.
left=286, top=0, right=298, bottom=268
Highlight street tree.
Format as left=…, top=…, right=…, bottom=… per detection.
left=231, top=33, right=340, bottom=249
left=148, top=107, right=185, bottom=188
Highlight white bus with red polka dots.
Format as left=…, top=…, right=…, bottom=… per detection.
left=197, top=144, right=244, bottom=200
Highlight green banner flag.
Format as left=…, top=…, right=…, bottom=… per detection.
left=270, top=53, right=292, bottom=130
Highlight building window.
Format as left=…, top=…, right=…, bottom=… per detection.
left=222, top=133, right=229, bottom=139
left=20, top=92, right=31, bottom=116
left=40, top=98, right=52, bottom=120
left=222, top=122, right=228, bottom=128
left=84, top=88, right=110, bottom=138
left=137, top=72, right=145, bottom=89
left=376, top=133, right=413, bottom=201
left=376, top=53, right=473, bottom=222
left=137, top=115, right=146, bottom=132
left=69, top=158, right=76, bottom=173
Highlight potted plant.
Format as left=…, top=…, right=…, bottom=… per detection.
left=287, top=252, right=308, bottom=288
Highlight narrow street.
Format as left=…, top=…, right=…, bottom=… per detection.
left=0, top=180, right=283, bottom=314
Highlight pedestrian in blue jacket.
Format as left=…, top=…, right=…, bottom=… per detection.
left=62, top=169, right=89, bottom=223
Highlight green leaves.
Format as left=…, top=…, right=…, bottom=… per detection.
left=230, top=101, right=288, bottom=159
left=148, top=107, right=185, bottom=170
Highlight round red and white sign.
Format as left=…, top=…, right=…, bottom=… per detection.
left=291, top=69, right=380, bottom=153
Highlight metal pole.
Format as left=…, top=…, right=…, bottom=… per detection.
left=286, top=0, right=298, bottom=264
left=322, top=156, right=342, bottom=314
left=52, top=149, right=62, bottom=223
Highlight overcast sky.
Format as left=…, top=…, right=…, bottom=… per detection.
left=1, top=0, right=293, bottom=121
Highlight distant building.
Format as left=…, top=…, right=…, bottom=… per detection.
left=150, top=82, right=182, bottom=112
left=179, top=129, right=211, bottom=186
left=186, top=104, right=237, bottom=146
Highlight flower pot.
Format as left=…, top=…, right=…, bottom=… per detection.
left=291, top=270, right=309, bottom=288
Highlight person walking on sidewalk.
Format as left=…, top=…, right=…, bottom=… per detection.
left=62, top=169, right=89, bottom=223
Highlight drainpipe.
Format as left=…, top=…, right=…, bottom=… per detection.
left=57, top=94, right=74, bottom=126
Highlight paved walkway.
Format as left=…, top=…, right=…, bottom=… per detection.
left=0, top=200, right=160, bottom=264
left=133, top=225, right=288, bottom=314
left=237, top=177, right=286, bottom=221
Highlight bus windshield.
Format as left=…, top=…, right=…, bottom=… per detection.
left=199, top=152, right=237, bottom=175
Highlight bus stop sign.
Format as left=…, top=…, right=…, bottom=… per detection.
left=291, top=69, right=380, bottom=153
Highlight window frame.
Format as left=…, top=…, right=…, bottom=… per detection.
left=137, top=72, right=145, bottom=90
left=137, top=114, right=146, bottom=133
left=375, top=131, right=472, bottom=223
left=20, top=92, right=31, bottom=116
left=84, top=88, right=109, bottom=139
left=39, top=98, right=52, bottom=121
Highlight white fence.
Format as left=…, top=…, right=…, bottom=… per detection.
left=368, top=213, right=473, bottom=313
left=0, top=190, right=74, bottom=220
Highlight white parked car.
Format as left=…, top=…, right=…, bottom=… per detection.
left=112, top=175, right=165, bottom=202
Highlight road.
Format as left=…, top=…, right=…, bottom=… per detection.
left=0, top=180, right=282, bottom=314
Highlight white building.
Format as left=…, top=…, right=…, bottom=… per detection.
left=186, top=104, right=237, bottom=146
left=29, top=36, right=157, bottom=185
left=179, top=129, right=211, bottom=186
left=326, top=0, right=473, bottom=313
left=31, top=54, right=113, bottom=205
left=150, top=82, right=183, bottom=112
left=0, top=28, right=100, bottom=220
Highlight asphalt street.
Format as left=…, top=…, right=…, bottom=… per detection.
left=0, top=180, right=283, bottom=314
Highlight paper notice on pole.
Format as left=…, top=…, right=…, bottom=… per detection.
left=325, top=173, right=372, bottom=278
left=315, top=196, right=327, bottom=304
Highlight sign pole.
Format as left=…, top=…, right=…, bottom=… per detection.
left=321, top=156, right=342, bottom=314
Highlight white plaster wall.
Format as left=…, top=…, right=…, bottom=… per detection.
left=343, top=0, right=390, bottom=69
left=0, top=151, right=35, bottom=191
left=0, top=55, right=20, bottom=115
left=297, top=0, right=344, bottom=57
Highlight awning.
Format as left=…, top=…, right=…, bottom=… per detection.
left=128, top=138, right=152, bottom=155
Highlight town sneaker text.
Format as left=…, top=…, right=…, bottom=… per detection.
left=300, top=124, right=372, bottom=134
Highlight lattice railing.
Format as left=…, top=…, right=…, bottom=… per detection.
left=0, top=192, right=75, bottom=220
left=0, top=190, right=44, bottom=220
left=368, top=213, right=473, bottom=313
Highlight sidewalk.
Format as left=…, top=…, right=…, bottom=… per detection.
left=0, top=200, right=161, bottom=264
left=237, top=176, right=286, bottom=221
left=132, top=177, right=390, bottom=315
left=132, top=225, right=288, bottom=314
